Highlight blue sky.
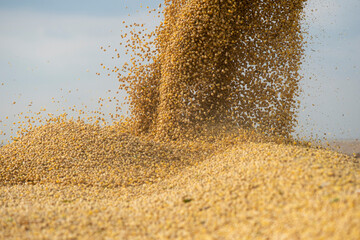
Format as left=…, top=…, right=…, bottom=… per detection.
left=298, top=0, right=360, bottom=139
left=0, top=0, right=152, bottom=16
left=0, top=0, right=359, bottom=143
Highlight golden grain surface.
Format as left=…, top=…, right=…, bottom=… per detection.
left=1, top=142, right=359, bottom=240
left=0, top=120, right=195, bottom=188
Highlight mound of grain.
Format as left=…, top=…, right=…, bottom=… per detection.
left=0, top=116, right=271, bottom=188
left=0, top=120, right=193, bottom=187
left=1, top=142, right=359, bottom=239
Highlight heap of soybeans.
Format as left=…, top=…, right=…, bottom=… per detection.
left=0, top=0, right=359, bottom=239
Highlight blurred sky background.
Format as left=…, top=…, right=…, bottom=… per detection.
left=0, top=0, right=359, bottom=144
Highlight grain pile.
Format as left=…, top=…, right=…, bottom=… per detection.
left=1, top=0, right=360, bottom=239
left=1, top=143, right=359, bottom=239
left=0, top=119, right=188, bottom=188
left=0, top=118, right=258, bottom=188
